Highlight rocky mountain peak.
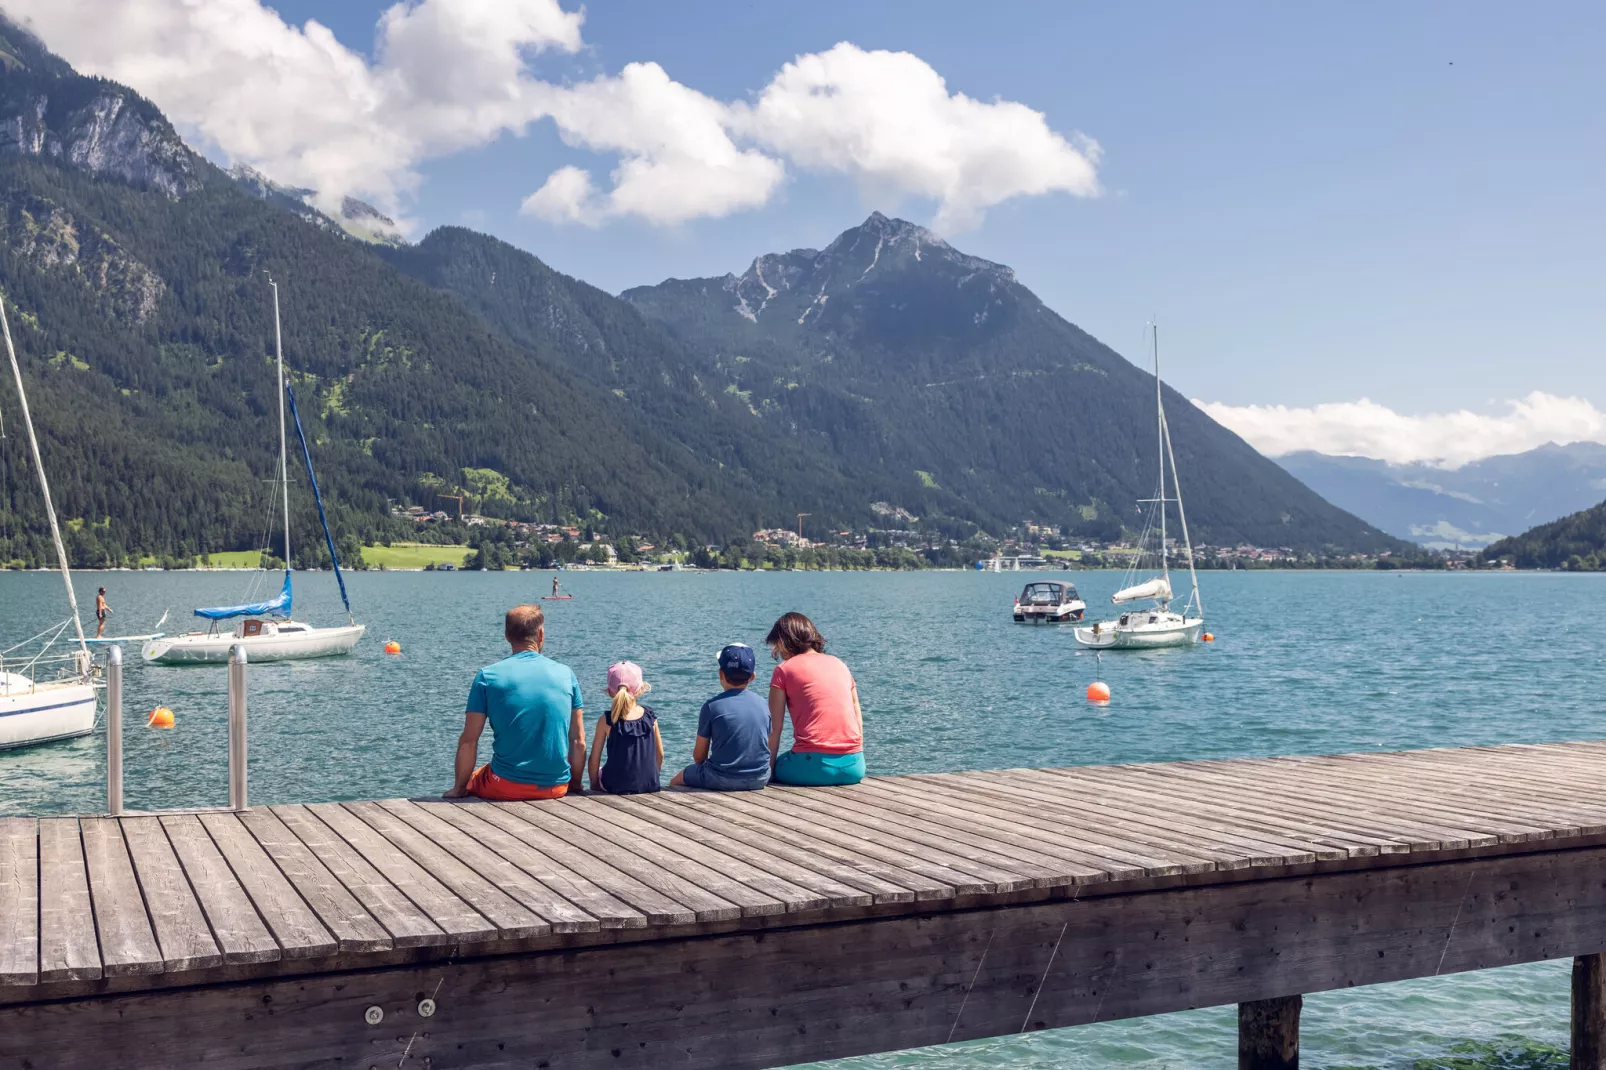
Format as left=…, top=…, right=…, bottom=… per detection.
left=0, top=17, right=201, bottom=199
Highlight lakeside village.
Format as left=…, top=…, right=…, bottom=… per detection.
left=369, top=502, right=1478, bottom=573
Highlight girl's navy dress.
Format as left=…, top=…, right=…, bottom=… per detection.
left=599, top=706, right=660, bottom=794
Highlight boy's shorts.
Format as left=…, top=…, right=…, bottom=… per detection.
left=680, top=762, right=767, bottom=792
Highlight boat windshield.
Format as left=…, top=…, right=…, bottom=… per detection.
left=1019, top=582, right=1069, bottom=605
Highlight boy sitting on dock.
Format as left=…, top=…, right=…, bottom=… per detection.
left=669, top=644, right=770, bottom=792
left=444, top=604, right=585, bottom=801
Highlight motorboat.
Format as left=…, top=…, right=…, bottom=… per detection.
left=0, top=296, right=97, bottom=749
left=1075, top=324, right=1204, bottom=651
left=143, top=282, right=365, bottom=665
left=1013, top=581, right=1086, bottom=623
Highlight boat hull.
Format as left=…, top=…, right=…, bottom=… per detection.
left=1073, top=618, right=1203, bottom=650
left=142, top=624, right=366, bottom=665
left=0, top=679, right=97, bottom=750
left=1014, top=603, right=1086, bottom=623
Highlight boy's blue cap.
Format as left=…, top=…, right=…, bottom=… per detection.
left=719, top=643, right=756, bottom=677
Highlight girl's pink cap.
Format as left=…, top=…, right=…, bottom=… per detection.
left=606, top=660, right=645, bottom=696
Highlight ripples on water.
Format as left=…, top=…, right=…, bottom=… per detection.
left=3, top=569, right=1603, bottom=1067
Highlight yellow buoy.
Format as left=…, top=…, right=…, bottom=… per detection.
left=1086, top=681, right=1111, bottom=703
left=147, top=706, right=175, bottom=728
left=384, top=640, right=402, bottom=655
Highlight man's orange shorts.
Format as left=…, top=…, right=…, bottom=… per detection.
left=465, top=765, right=569, bottom=801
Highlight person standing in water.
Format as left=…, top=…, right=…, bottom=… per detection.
left=94, top=587, right=111, bottom=639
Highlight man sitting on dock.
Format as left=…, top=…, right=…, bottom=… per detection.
left=444, top=604, right=586, bottom=801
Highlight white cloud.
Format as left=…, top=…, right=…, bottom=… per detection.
left=732, top=43, right=1102, bottom=232
left=8, top=0, right=584, bottom=219
left=522, top=63, right=785, bottom=226
left=1196, top=392, right=1606, bottom=468
left=12, top=3, right=1098, bottom=231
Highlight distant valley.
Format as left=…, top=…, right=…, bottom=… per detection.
left=1277, top=442, right=1606, bottom=549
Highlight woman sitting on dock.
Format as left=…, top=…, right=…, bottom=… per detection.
left=765, top=612, right=865, bottom=786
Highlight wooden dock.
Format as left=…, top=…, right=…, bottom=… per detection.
left=9, top=740, right=1606, bottom=1068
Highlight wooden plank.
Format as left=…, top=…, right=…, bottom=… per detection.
left=1576, top=954, right=1606, bottom=1070
left=237, top=809, right=391, bottom=953
left=376, top=800, right=596, bottom=933
left=574, top=797, right=826, bottom=912
left=500, top=803, right=745, bottom=923
left=591, top=795, right=874, bottom=908
left=903, top=774, right=1230, bottom=874
left=663, top=791, right=957, bottom=901
left=450, top=802, right=693, bottom=926
left=0, top=818, right=38, bottom=986
left=305, top=803, right=495, bottom=943
left=78, top=819, right=162, bottom=976
left=1314, top=755, right=1601, bottom=837
left=419, top=802, right=646, bottom=929
left=726, top=791, right=1004, bottom=895
left=1027, top=767, right=1348, bottom=863
left=271, top=805, right=444, bottom=948
left=159, top=815, right=278, bottom=965
left=37, top=819, right=99, bottom=982
left=759, top=786, right=1081, bottom=889
left=344, top=802, right=549, bottom=939
left=631, top=793, right=915, bottom=905
left=197, top=813, right=336, bottom=959
left=118, top=818, right=221, bottom=973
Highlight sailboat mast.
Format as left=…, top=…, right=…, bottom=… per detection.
left=0, top=297, right=90, bottom=667
left=1154, top=324, right=1168, bottom=587
left=271, top=281, right=291, bottom=574
left=1161, top=410, right=1203, bottom=618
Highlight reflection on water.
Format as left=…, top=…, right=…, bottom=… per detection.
left=3, top=568, right=1603, bottom=1068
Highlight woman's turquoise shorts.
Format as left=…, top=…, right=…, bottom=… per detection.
left=772, top=749, right=865, bottom=786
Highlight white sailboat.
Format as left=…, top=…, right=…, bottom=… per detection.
left=1074, top=325, right=1204, bottom=650
left=0, top=297, right=97, bottom=750
left=142, top=282, right=365, bottom=665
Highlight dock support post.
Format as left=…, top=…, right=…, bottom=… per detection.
left=1239, top=995, right=1301, bottom=1070
left=228, top=645, right=247, bottom=811
left=106, top=645, right=122, bottom=816
left=1574, top=955, right=1606, bottom=1069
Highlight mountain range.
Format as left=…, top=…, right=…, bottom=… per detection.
left=0, top=14, right=1403, bottom=566
left=1277, top=443, right=1606, bottom=549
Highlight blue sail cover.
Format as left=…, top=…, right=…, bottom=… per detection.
left=286, top=385, right=352, bottom=615
left=195, top=571, right=292, bottom=620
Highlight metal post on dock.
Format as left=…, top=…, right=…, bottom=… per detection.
left=106, top=646, right=123, bottom=817
left=228, top=645, right=248, bottom=811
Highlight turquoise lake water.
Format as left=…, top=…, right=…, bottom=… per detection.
left=2, top=568, right=1602, bottom=1067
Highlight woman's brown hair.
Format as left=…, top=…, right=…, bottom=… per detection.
left=765, top=612, right=825, bottom=657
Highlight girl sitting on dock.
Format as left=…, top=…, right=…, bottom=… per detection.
left=587, top=661, right=663, bottom=794
left=765, top=612, right=865, bottom=786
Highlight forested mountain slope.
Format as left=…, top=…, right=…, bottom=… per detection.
left=0, top=17, right=789, bottom=565
left=623, top=212, right=1402, bottom=551
left=1482, top=499, right=1606, bottom=570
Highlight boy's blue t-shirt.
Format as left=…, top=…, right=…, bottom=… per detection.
left=696, top=687, right=771, bottom=779
left=466, top=651, right=583, bottom=786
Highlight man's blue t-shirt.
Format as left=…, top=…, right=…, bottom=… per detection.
left=466, top=651, right=583, bottom=786
left=696, top=687, right=771, bottom=779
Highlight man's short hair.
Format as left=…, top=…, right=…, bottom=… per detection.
left=505, top=604, right=545, bottom=645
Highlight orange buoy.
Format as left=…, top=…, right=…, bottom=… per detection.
left=384, top=640, right=402, bottom=655
left=147, top=706, right=175, bottom=728
left=1086, top=681, right=1111, bottom=703
left=1202, top=632, right=1215, bottom=642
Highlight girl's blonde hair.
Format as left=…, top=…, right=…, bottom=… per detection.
left=608, top=680, right=652, bottom=724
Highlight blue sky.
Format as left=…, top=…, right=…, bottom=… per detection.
left=21, top=1, right=1606, bottom=462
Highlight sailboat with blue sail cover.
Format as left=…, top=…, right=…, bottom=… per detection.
left=142, top=283, right=365, bottom=665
